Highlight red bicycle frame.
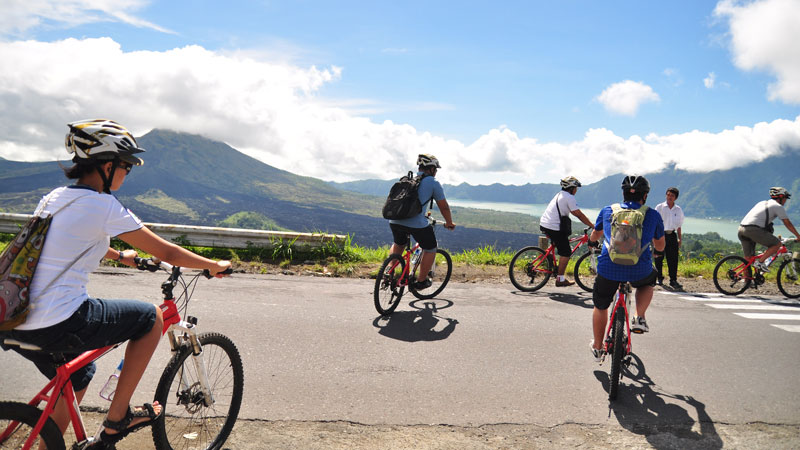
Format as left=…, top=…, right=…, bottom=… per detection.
left=532, top=227, right=592, bottom=274
left=604, top=284, right=632, bottom=356
left=728, top=243, right=791, bottom=281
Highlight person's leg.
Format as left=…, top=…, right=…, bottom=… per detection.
left=389, top=224, right=409, bottom=256
left=665, top=233, right=679, bottom=283
left=417, top=250, right=436, bottom=282
left=654, top=252, right=664, bottom=283
left=592, top=307, right=607, bottom=350
left=411, top=226, right=438, bottom=284
left=557, top=255, right=570, bottom=276
left=591, top=275, right=615, bottom=351
left=105, top=304, right=164, bottom=433
left=634, top=285, right=654, bottom=318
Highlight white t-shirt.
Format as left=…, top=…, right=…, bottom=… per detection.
left=655, top=202, right=684, bottom=231
left=740, top=199, right=788, bottom=228
left=540, top=191, right=579, bottom=231
left=16, top=186, right=143, bottom=330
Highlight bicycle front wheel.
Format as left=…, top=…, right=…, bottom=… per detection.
left=0, top=402, right=64, bottom=450
left=608, top=310, right=626, bottom=401
left=410, top=249, right=453, bottom=300
left=153, top=332, right=244, bottom=450
left=509, top=246, right=552, bottom=292
left=573, top=251, right=597, bottom=293
left=713, top=255, right=751, bottom=296
left=777, top=258, right=800, bottom=298
left=374, top=254, right=405, bottom=315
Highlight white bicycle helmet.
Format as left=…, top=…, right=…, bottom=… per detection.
left=769, top=186, right=791, bottom=199
left=417, top=153, right=441, bottom=168
left=560, top=176, right=582, bottom=189
left=65, top=119, right=145, bottom=166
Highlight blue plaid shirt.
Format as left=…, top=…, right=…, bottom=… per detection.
left=594, top=201, right=665, bottom=281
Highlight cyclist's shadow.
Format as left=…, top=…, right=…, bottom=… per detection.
left=372, top=299, right=458, bottom=342
left=594, top=354, right=722, bottom=450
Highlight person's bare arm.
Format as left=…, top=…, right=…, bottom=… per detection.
left=117, top=226, right=231, bottom=275
left=782, top=218, right=800, bottom=241
left=571, top=209, right=594, bottom=228
left=435, top=199, right=456, bottom=230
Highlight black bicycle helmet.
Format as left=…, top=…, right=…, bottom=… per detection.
left=621, top=175, right=650, bottom=194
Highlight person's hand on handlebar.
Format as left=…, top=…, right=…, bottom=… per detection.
left=209, top=260, right=232, bottom=278
left=444, top=221, right=456, bottom=230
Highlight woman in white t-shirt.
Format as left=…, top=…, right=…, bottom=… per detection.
left=1, top=120, right=232, bottom=448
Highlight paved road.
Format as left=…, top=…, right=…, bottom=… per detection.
left=2, top=268, right=799, bottom=439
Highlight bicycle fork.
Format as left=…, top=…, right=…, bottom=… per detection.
left=167, top=319, right=215, bottom=408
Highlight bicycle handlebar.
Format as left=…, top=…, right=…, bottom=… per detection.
left=133, top=256, right=232, bottom=278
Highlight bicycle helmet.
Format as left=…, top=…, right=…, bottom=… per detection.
left=560, top=176, right=582, bottom=189
left=621, top=175, right=650, bottom=194
left=769, top=186, right=791, bottom=199
left=65, top=119, right=145, bottom=166
left=417, top=153, right=441, bottom=168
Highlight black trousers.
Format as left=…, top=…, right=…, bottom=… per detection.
left=655, top=232, right=679, bottom=282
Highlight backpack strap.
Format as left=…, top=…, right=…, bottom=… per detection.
left=416, top=173, right=435, bottom=210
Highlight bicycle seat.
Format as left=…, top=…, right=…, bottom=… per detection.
left=2, top=338, right=42, bottom=351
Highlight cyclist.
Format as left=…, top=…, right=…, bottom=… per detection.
left=587, top=175, right=665, bottom=361
left=738, top=187, right=800, bottom=272
left=0, top=120, right=231, bottom=448
left=388, top=154, right=455, bottom=290
left=539, top=176, right=594, bottom=287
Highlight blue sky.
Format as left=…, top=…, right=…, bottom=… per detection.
left=1, top=0, right=799, bottom=185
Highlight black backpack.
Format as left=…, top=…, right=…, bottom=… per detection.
left=381, top=172, right=432, bottom=220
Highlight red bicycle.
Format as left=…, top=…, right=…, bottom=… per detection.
left=509, top=226, right=597, bottom=292
left=712, top=237, right=799, bottom=298
left=0, top=258, right=243, bottom=450
left=373, top=217, right=453, bottom=316
left=601, top=281, right=636, bottom=401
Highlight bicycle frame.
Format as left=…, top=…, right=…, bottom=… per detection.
left=2, top=262, right=214, bottom=450
left=532, top=228, right=591, bottom=274
left=604, top=283, right=632, bottom=357
left=727, top=243, right=791, bottom=282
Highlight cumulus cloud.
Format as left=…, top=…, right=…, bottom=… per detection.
left=0, top=38, right=799, bottom=187
left=596, top=80, right=660, bottom=116
left=704, top=72, right=717, bottom=89
left=0, top=0, right=171, bottom=36
left=715, top=0, right=800, bottom=104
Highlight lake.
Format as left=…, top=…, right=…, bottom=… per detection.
left=449, top=199, right=793, bottom=243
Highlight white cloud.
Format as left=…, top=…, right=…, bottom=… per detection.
left=596, top=80, right=660, bottom=116
left=0, top=0, right=172, bottom=36
left=0, top=38, right=799, bottom=187
left=715, top=0, right=800, bottom=104
left=704, top=72, right=717, bottom=89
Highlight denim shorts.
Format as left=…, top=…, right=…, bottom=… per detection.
left=1, top=297, right=157, bottom=391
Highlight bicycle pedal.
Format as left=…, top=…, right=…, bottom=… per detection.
left=631, top=329, right=644, bottom=334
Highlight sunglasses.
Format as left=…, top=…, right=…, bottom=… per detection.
left=117, top=162, right=133, bottom=174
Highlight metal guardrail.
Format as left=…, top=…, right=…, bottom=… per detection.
left=0, top=213, right=346, bottom=249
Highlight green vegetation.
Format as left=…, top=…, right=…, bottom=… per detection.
left=217, top=211, right=288, bottom=231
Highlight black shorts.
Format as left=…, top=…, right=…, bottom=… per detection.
left=592, top=271, right=657, bottom=310
left=389, top=223, right=438, bottom=251
left=540, top=226, right=571, bottom=257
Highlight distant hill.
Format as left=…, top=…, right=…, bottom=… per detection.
left=0, top=130, right=542, bottom=251
left=333, top=154, right=800, bottom=220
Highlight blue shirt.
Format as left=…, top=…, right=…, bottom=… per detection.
left=594, top=201, right=665, bottom=281
left=389, top=173, right=445, bottom=228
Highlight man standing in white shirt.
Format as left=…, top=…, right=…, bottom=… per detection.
left=655, top=187, right=684, bottom=289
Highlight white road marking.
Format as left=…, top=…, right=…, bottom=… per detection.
left=771, top=324, right=800, bottom=332
left=707, top=304, right=798, bottom=311
left=734, top=313, right=800, bottom=320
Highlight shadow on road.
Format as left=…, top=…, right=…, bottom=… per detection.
left=372, top=300, right=458, bottom=342
left=594, top=354, right=722, bottom=449
left=509, top=289, right=594, bottom=309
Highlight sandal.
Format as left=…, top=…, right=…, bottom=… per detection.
left=87, top=403, right=162, bottom=449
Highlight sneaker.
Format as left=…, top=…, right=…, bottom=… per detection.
left=753, top=261, right=770, bottom=273
left=412, top=278, right=432, bottom=290
left=656, top=278, right=664, bottom=286
left=590, top=340, right=604, bottom=363
left=669, top=280, right=683, bottom=290
left=555, top=279, right=574, bottom=287
left=631, top=316, right=649, bottom=334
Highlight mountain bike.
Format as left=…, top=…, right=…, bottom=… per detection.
left=600, top=281, right=637, bottom=401
left=374, top=217, right=453, bottom=316
left=712, top=237, right=799, bottom=298
left=509, top=226, right=596, bottom=292
left=0, top=258, right=243, bottom=450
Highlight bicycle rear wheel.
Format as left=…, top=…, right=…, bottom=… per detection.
left=374, top=254, right=405, bottom=315
left=777, top=258, right=800, bottom=298
left=409, top=249, right=453, bottom=300
left=153, top=332, right=244, bottom=450
left=573, top=251, right=597, bottom=293
left=713, top=255, right=751, bottom=296
left=608, top=309, right=626, bottom=401
left=508, top=246, right=553, bottom=292
left=0, top=402, right=64, bottom=450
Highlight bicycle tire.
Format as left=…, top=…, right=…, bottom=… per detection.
left=508, top=246, right=552, bottom=292
left=713, top=255, right=751, bottom=296
left=153, top=332, right=244, bottom=450
left=608, top=309, right=626, bottom=401
left=374, top=254, right=406, bottom=315
left=573, top=251, right=597, bottom=293
left=0, top=401, right=64, bottom=450
left=777, top=258, right=800, bottom=299
left=409, top=249, right=453, bottom=300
